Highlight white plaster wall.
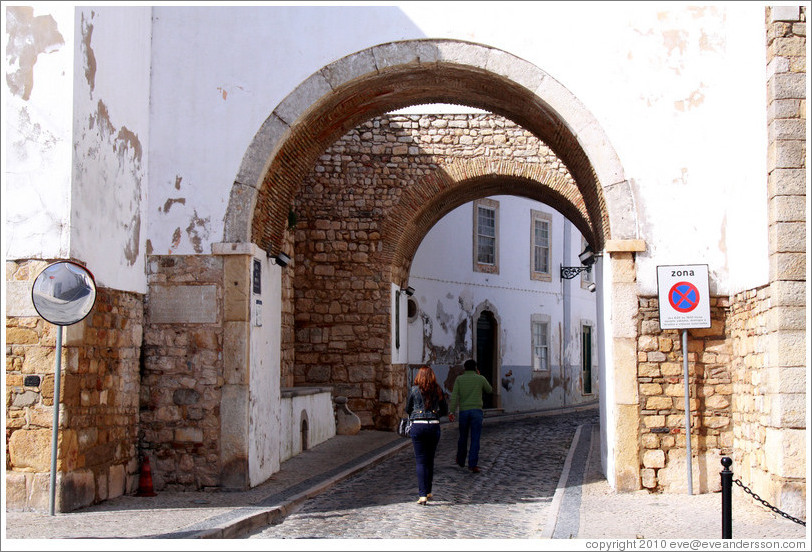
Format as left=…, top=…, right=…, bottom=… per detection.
left=399, top=3, right=769, bottom=296
left=141, top=3, right=768, bottom=298
left=6, top=4, right=770, bottom=298
left=407, top=196, right=598, bottom=411
left=248, top=254, right=282, bottom=486
left=3, top=5, right=74, bottom=260
left=69, top=7, right=152, bottom=293
left=279, top=391, right=337, bottom=464
left=146, top=6, right=426, bottom=257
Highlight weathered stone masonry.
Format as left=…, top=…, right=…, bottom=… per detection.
left=637, top=296, right=733, bottom=493
left=6, top=260, right=142, bottom=511
left=761, top=5, right=806, bottom=515
left=291, top=113, right=578, bottom=428
left=141, top=255, right=225, bottom=491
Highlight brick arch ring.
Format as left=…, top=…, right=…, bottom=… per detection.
left=224, top=39, right=637, bottom=257
left=381, top=159, right=593, bottom=285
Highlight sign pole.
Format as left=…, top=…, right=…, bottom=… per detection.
left=32, top=261, right=97, bottom=516
left=49, top=324, right=63, bottom=515
left=657, top=265, right=709, bottom=496
left=682, top=328, right=693, bottom=496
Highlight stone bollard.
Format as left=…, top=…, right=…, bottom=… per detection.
left=334, top=396, right=361, bottom=435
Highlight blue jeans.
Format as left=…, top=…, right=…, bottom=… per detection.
left=456, top=409, right=484, bottom=468
left=410, top=422, right=441, bottom=497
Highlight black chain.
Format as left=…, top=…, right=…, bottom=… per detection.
left=733, top=478, right=806, bottom=526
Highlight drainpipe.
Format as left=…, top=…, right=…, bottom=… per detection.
left=562, top=227, right=571, bottom=407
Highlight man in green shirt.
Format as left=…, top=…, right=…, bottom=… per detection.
left=448, top=359, right=493, bottom=473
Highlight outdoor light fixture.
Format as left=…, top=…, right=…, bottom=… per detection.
left=587, top=282, right=597, bottom=293
left=560, top=245, right=599, bottom=281
left=403, top=286, right=415, bottom=296
left=271, top=252, right=291, bottom=267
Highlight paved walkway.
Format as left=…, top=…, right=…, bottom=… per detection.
left=2, top=406, right=807, bottom=548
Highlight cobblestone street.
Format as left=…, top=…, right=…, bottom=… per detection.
left=249, top=409, right=598, bottom=539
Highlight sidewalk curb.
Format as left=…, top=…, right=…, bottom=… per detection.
left=541, top=423, right=584, bottom=538
left=186, top=437, right=413, bottom=539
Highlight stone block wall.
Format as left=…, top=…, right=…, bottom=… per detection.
left=636, top=295, right=733, bottom=492
left=762, top=5, right=806, bottom=517
left=6, top=260, right=142, bottom=512
left=293, top=113, right=576, bottom=428
left=728, top=286, right=772, bottom=488
left=281, top=228, right=296, bottom=388
left=141, top=255, right=224, bottom=490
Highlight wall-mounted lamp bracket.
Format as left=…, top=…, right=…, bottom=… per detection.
left=560, top=264, right=592, bottom=280
left=270, top=252, right=291, bottom=267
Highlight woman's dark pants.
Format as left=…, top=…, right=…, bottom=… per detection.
left=410, top=422, right=441, bottom=497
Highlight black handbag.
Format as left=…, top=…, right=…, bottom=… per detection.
left=397, top=417, right=412, bottom=437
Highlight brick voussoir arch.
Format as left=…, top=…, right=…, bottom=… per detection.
left=383, top=161, right=593, bottom=285
left=226, top=38, right=633, bottom=257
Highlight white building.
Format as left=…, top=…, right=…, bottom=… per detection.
left=406, top=195, right=598, bottom=412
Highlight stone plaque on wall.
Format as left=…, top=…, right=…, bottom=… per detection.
left=5, top=281, right=38, bottom=317
left=150, top=285, right=217, bottom=324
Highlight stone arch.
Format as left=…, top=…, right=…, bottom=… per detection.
left=227, top=38, right=642, bottom=492
left=381, top=160, right=595, bottom=285
left=224, top=39, right=637, bottom=256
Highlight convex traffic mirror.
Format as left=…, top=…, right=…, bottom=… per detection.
left=32, top=261, right=97, bottom=326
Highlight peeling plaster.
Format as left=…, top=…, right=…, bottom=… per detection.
left=76, top=98, right=144, bottom=266
left=80, top=11, right=96, bottom=95
left=216, top=84, right=244, bottom=101
left=171, top=227, right=182, bottom=250
left=116, top=126, right=143, bottom=162
left=174, top=175, right=182, bottom=190
left=418, top=310, right=470, bottom=368
left=162, top=197, right=186, bottom=213
left=185, top=210, right=211, bottom=254
left=5, top=6, right=65, bottom=101
left=630, top=7, right=726, bottom=110
left=123, top=212, right=141, bottom=265
left=527, top=372, right=556, bottom=398
left=674, top=85, right=707, bottom=112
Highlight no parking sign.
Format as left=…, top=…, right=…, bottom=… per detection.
left=656, top=265, right=711, bottom=330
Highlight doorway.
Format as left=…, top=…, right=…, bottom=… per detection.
left=476, top=310, right=497, bottom=409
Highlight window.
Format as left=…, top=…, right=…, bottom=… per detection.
left=531, top=316, right=550, bottom=372
left=582, top=325, right=593, bottom=394
left=473, top=199, right=499, bottom=273
left=531, top=210, right=552, bottom=281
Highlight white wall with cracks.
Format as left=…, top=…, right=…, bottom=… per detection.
left=70, top=8, right=151, bottom=292
left=5, top=4, right=770, bottom=297
left=3, top=6, right=151, bottom=293
left=4, top=5, right=73, bottom=261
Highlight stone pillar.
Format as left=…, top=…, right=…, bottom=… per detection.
left=215, top=243, right=253, bottom=489
left=606, top=239, right=646, bottom=491
left=762, top=5, right=806, bottom=517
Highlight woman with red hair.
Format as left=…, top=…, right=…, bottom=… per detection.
left=405, top=365, right=448, bottom=505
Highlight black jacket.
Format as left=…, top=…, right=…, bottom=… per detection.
left=406, top=385, right=449, bottom=421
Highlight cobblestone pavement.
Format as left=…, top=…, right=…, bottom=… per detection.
left=249, top=409, right=599, bottom=539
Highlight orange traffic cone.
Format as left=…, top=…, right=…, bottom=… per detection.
left=136, top=455, right=157, bottom=497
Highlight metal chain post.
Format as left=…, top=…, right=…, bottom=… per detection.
left=720, top=456, right=807, bottom=537
left=720, top=457, right=733, bottom=538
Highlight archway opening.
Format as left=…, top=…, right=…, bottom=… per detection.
left=231, top=39, right=638, bottom=490
left=475, top=311, right=497, bottom=409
